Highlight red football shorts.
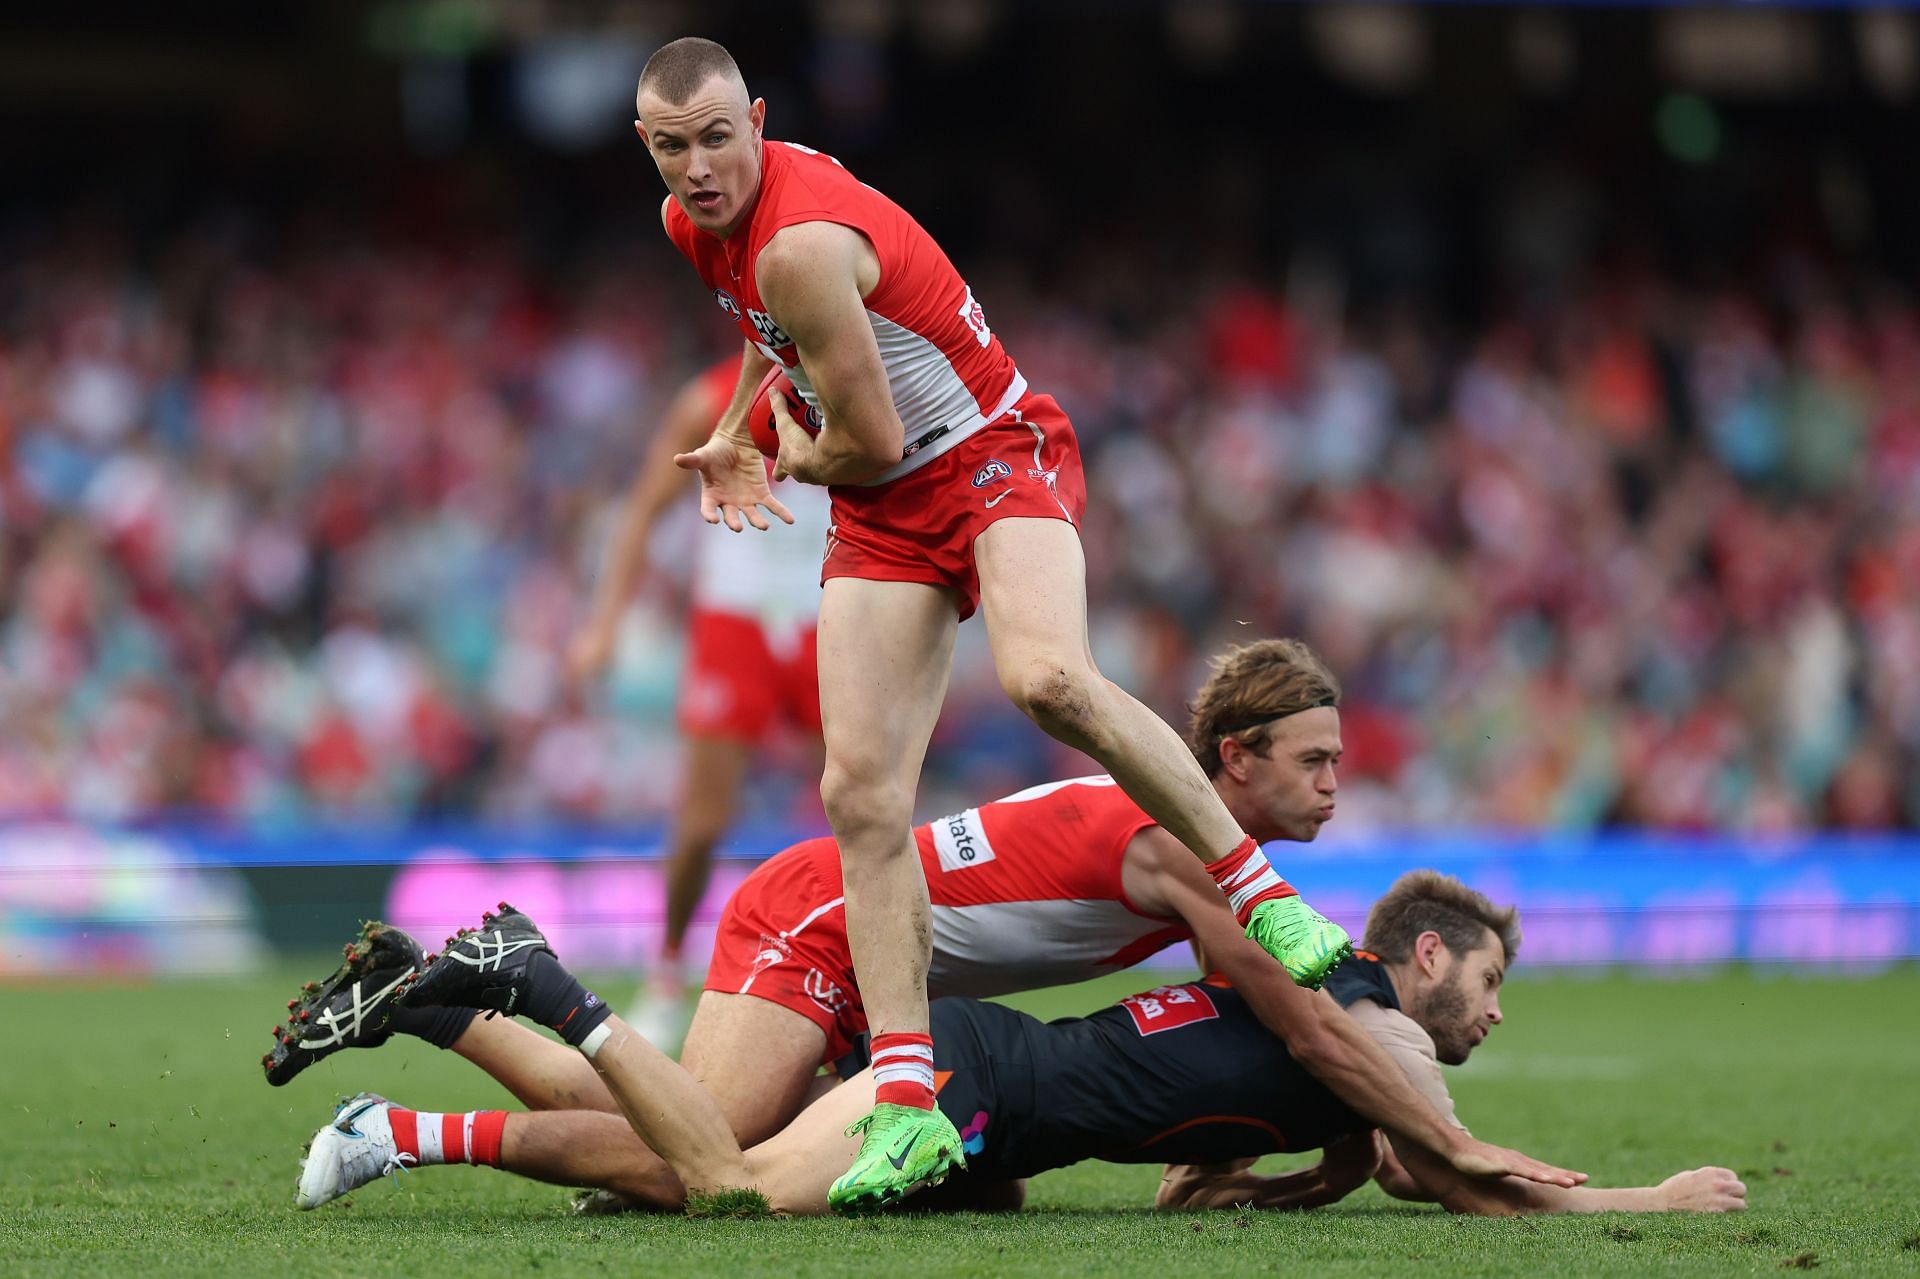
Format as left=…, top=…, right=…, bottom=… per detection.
left=822, top=391, right=1087, bottom=620
left=676, top=608, right=822, bottom=745
left=702, top=837, right=865, bottom=1064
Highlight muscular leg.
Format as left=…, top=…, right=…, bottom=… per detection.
left=679, top=991, right=834, bottom=1145
left=488, top=993, right=831, bottom=1203
left=974, top=518, right=1244, bottom=862
left=813, top=577, right=957, bottom=1047
left=451, top=1015, right=620, bottom=1113
left=662, top=735, right=753, bottom=960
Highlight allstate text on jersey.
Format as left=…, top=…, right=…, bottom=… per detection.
left=933, top=807, right=999, bottom=872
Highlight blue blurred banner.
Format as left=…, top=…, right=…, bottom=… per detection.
left=3, top=820, right=1917, bottom=975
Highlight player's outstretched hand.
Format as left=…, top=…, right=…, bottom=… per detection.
left=674, top=430, right=795, bottom=532
left=566, top=615, right=619, bottom=684
left=1448, top=1138, right=1588, bottom=1188
left=1658, top=1166, right=1747, bottom=1212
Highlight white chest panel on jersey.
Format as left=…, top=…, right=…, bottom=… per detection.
left=926, top=898, right=1178, bottom=999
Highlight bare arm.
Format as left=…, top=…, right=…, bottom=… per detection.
left=1123, top=829, right=1583, bottom=1189
left=570, top=370, right=730, bottom=680
left=1157, top=1134, right=1382, bottom=1211
left=1382, top=1133, right=1746, bottom=1216
left=754, top=221, right=905, bottom=484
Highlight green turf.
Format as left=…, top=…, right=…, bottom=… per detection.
left=6, top=964, right=1919, bottom=1276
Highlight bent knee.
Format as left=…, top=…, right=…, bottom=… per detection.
left=1003, top=662, right=1102, bottom=736
left=819, top=762, right=915, bottom=838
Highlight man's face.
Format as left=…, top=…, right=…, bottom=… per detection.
left=1408, top=933, right=1506, bottom=1066
left=635, top=75, right=765, bottom=236
left=1232, top=708, right=1342, bottom=842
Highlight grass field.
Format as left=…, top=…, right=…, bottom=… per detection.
left=7, top=963, right=1920, bottom=1277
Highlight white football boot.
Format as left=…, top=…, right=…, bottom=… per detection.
left=295, top=1092, right=414, bottom=1209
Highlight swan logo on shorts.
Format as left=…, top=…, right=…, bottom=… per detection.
left=972, top=459, right=1012, bottom=489
left=749, top=933, right=792, bottom=983
left=932, top=807, right=998, bottom=872
left=713, top=289, right=741, bottom=320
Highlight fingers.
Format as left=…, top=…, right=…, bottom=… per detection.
left=763, top=493, right=796, bottom=525
left=673, top=450, right=704, bottom=471
left=1494, top=1146, right=1586, bottom=1187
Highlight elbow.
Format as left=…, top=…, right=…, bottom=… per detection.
left=867, top=429, right=905, bottom=467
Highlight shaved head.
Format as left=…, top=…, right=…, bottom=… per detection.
left=639, top=37, right=747, bottom=107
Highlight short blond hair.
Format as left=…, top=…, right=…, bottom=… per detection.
left=1364, top=870, right=1522, bottom=966
left=1185, top=638, right=1341, bottom=778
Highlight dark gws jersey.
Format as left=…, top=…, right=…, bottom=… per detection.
left=1323, top=950, right=1402, bottom=1012
left=923, top=982, right=1366, bottom=1182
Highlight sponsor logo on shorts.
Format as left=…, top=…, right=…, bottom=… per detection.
left=1120, top=984, right=1220, bottom=1037
left=804, top=968, right=849, bottom=1015
left=931, top=808, right=997, bottom=872
left=972, top=459, right=1012, bottom=488
left=956, top=287, right=993, bottom=349
left=712, top=289, right=742, bottom=320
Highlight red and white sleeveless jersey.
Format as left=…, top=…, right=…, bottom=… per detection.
left=913, top=775, right=1195, bottom=998
left=664, top=139, right=1028, bottom=486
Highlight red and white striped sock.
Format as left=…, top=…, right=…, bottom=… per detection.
left=870, top=1031, right=937, bottom=1110
left=388, top=1108, right=508, bottom=1168
left=1205, top=836, right=1298, bottom=927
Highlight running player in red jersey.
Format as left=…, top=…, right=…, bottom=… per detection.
left=267, top=640, right=1583, bottom=1210
left=568, top=355, right=829, bottom=1047
left=632, top=36, right=1350, bottom=1208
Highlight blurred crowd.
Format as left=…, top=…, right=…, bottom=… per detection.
left=2, top=212, right=1917, bottom=834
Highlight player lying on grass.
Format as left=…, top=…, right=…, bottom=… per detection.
left=1154, top=870, right=1748, bottom=1215
left=269, top=642, right=1572, bottom=1205
left=292, top=873, right=1738, bottom=1217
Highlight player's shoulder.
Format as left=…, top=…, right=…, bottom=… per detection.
left=756, top=218, right=867, bottom=277
left=1346, top=997, right=1438, bottom=1060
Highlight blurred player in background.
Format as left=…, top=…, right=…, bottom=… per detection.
left=636, top=36, right=1352, bottom=1208
left=569, top=355, right=830, bottom=1048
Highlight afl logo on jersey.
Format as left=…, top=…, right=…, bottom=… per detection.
left=712, top=289, right=742, bottom=320
left=972, top=459, right=1012, bottom=489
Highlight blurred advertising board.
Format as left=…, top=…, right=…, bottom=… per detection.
left=3, top=820, right=1916, bottom=976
